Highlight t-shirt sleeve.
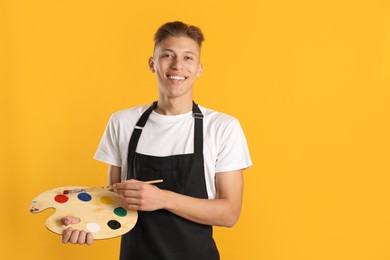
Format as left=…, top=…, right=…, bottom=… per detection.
left=94, top=115, right=122, bottom=167
left=215, top=119, right=252, bottom=173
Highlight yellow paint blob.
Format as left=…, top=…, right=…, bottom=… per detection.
left=100, top=196, right=113, bottom=204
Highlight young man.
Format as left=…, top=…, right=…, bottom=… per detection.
left=62, top=21, right=252, bottom=260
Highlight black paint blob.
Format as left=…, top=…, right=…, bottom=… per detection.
left=107, top=220, right=121, bottom=230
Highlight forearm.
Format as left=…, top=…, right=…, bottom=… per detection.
left=163, top=190, right=241, bottom=228
left=114, top=170, right=244, bottom=227
left=108, top=165, right=121, bottom=185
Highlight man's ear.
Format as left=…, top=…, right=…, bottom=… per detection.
left=149, top=57, right=155, bottom=73
left=197, top=63, right=203, bottom=77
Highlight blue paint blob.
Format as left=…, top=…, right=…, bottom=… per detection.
left=77, top=192, right=92, bottom=202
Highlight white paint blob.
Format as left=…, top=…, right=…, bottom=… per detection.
left=86, top=222, right=101, bottom=233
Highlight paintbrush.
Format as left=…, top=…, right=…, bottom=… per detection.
left=63, top=179, right=164, bottom=194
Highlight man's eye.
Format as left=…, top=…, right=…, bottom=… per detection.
left=184, top=56, right=193, bottom=60
left=162, top=54, right=173, bottom=58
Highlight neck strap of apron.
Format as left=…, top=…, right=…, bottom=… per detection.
left=127, top=101, right=204, bottom=158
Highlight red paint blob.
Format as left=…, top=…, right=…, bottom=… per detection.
left=54, top=194, right=69, bottom=203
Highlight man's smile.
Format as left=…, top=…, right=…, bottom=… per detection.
left=167, top=74, right=188, bottom=81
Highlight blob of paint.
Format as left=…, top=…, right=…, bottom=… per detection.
left=86, top=222, right=101, bottom=233
left=54, top=194, right=69, bottom=203
left=113, top=207, right=127, bottom=217
left=100, top=196, right=113, bottom=204
left=77, top=192, right=92, bottom=202
left=107, top=220, right=121, bottom=230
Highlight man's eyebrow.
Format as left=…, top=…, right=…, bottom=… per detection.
left=183, top=51, right=196, bottom=55
left=161, top=49, right=196, bottom=55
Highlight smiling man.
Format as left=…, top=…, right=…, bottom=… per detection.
left=62, top=21, right=252, bottom=260
left=151, top=35, right=203, bottom=106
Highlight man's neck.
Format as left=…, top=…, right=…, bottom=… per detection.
left=155, top=97, right=193, bottom=115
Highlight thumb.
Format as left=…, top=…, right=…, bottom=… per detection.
left=61, top=216, right=81, bottom=226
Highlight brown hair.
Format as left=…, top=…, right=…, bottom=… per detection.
left=154, top=21, right=205, bottom=49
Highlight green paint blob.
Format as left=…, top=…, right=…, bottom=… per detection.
left=113, top=207, right=127, bottom=217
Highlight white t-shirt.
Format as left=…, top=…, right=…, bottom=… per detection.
left=94, top=103, right=252, bottom=199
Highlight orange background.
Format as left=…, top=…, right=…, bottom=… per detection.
left=1, top=0, right=390, bottom=259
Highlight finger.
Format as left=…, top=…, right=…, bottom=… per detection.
left=113, top=182, right=127, bottom=191
left=112, top=183, right=118, bottom=193
left=116, top=179, right=142, bottom=190
left=78, top=230, right=87, bottom=244
left=86, top=232, right=94, bottom=245
left=61, top=216, right=71, bottom=226
left=69, top=229, right=80, bottom=244
left=119, top=189, right=140, bottom=198
left=62, top=227, right=73, bottom=244
left=125, top=203, right=140, bottom=211
left=123, top=198, right=142, bottom=210
left=62, top=216, right=81, bottom=226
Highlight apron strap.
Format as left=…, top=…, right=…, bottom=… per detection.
left=192, top=101, right=203, bottom=155
left=127, top=101, right=157, bottom=155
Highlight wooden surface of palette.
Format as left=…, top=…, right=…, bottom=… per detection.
left=30, top=186, right=138, bottom=239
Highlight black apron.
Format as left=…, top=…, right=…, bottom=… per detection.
left=120, top=101, right=220, bottom=260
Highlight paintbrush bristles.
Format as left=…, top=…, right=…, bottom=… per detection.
left=63, top=189, right=84, bottom=194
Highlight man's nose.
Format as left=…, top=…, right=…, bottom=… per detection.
left=171, top=58, right=184, bottom=69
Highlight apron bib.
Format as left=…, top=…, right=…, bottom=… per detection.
left=120, top=101, right=220, bottom=260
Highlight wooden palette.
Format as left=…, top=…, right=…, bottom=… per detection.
left=29, top=186, right=138, bottom=239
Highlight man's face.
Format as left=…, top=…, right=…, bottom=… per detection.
left=150, top=36, right=203, bottom=100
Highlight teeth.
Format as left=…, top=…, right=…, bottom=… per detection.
left=168, top=75, right=186, bottom=80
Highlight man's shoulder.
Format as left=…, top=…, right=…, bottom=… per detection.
left=199, top=105, right=238, bottom=125
left=110, top=103, right=153, bottom=122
